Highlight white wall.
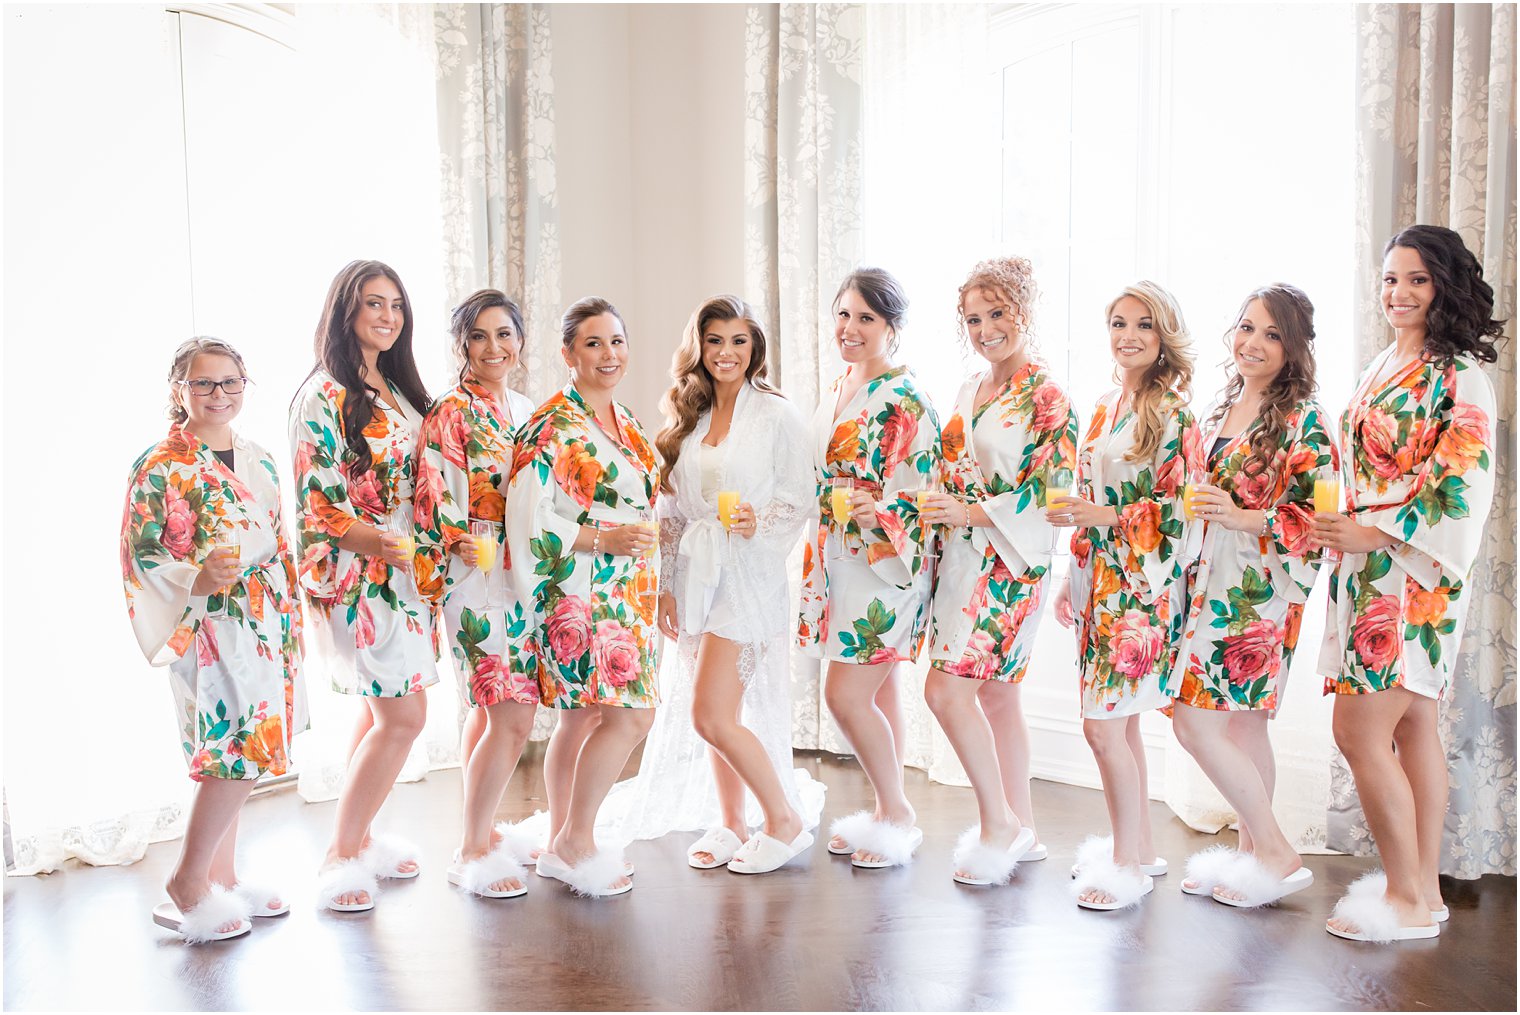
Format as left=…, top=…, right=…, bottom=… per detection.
left=552, top=3, right=750, bottom=430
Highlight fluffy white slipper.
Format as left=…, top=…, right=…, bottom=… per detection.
left=1024, top=842, right=1049, bottom=862
left=232, top=882, right=290, bottom=917
left=448, top=846, right=528, bottom=899
left=1326, top=869, right=1439, bottom=942
left=847, top=820, right=923, bottom=869
left=152, top=885, right=253, bottom=944
left=688, top=827, right=745, bottom=869
left=728, top=830, right=815, bottom=875
left=1181, top=845, right=1241, bottom=896
left=362, top=833, right=421, bottom=880
left=952, top=826, right=1035, bottom=886
left=1071, top=838, right=1154, bottom=910
left=1212, top=856, right=1313, bottom=908
left=494, top=820, right=541, bottom=867
left=828, top=811, right=873, bottom=855
left=1071, top=835, right=1167, bottom=878
left=552, top=849, right=633, bottom=898
left=316, top=859, right=379, bottom=913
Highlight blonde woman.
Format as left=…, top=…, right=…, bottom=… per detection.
left=798, top=267, right=942, bottom=869
left=123, top=338, right=306, bottom=942
left=919, top=258, right=1077, bottom=886
left=1051, top=281, right=1200, bottom=910
left=414, top=289, right=539, bottom=899
left=616, top=294, right=822, bottom=874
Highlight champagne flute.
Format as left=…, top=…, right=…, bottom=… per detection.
left=469, top=519, right=500, bottom=608
left=1182, top=468, right=1204, bottom=521
left=717, top=489, right=741, bottom=562
left=386, top=511, right=416, bottom=599
left=829, top=477, right=855, bottom=560
left=1313, top=477, right=1341, bottom=514
left=912, top=470, right=939, bottom=561
left=635, top=508, right=658, bottom=613
left=212, top=525, right=241, bottom=618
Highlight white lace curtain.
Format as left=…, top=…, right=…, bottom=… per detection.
left=1326, top=2, right=1517, bottom=878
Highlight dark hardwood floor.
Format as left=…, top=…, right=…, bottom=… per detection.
left=4, top=750, right=1514, bottom=1011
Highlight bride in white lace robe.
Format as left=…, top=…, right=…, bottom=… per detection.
left=610, top=301, right=825, bottom=853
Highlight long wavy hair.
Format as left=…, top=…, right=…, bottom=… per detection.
left=449, top=288, right=527, bottom=389
left=1204, top=284, right=1318, bottom=481
left=296, top=260, right=432, bottom=476
left=167, top=336, right=248, bottom=424
left=956, top=256, right=1039, bottom=357
left=1383, top=224, right=1504, bottom=366
left=655, top=294, right=778, bottom=493
left=1107, top=280, right=1195, bottom=464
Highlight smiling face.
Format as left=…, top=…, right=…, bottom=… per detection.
left=466, top=305, right=522, bottom=387
left=1108, top=294, right=1160, bottom=372
left=561, top=312, right=628, bottom=393
left=701, top=317, right=754, bottom=386
left=351, top=276, right=405, bottom=359
left=176, top=352, right=245, bottom=432
left=1381, top=245, right=1433, bottom=335
left=1230, top=298, right=1287, bottom=385
left=961, top=286, right=1029, bottom=370
left=833, top=288, right=893, bottom=365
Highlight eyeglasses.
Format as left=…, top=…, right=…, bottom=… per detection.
left=178, top=377, right=249, bottom=396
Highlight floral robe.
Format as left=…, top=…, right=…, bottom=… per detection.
left=1318, top=349, right=1496, bottom=699
left=798, top=365, right=941, bottom=664
left=1167, top=400, right=1338, bottom=711
left=414, top=379, right=538, bottom=709
left=505, top=385, right=661, bottom=708
left=289, top=369, right=436, bottom=697
left=1070, top=390, right=1200, bottom=718
left=929, top=364, right=1078, bottom=682
left=121, top=426, right=306, bottom=780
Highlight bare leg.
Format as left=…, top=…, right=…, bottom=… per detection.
left=977, top=679, right=1038, bottom=843
left=876, top=663, right=908, bottom=770
left=459, top=700, right=536, bottom=893
left=460, top=704, right=487, bottom=775
left=1080, top=717, right=1144, bottom=905
left=346, top=703, right=375, bottom=763
left=1125, top=715, right=1157, bottom=863
left=1227, top=711, right=1275, bottom=852
left=167, top=778, right=256, bottom=934
left=1391, top=695, right=1448, bottom=913
left=689, top=635, right=802, bottom=865
left=542, top=708, right=602, bottom=851
left=209, top=811, right=240, bottom=888
left=825, top=660, right=915, bottom=863
left=321, top=693, right=428, bottom=907
left=1327, top=688, right=1434, bottom=933
left=925, top=670, right=1020, bottom=875
left=1172, top=703, right=1300, bottom=898
left=550, top=706, right=656, bottom=889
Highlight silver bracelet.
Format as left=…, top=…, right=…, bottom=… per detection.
left=591, top=525, right=600, bottom=555
left=963, top=503, right=973, bottom=528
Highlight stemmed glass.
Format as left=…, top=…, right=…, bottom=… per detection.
left=828, top=477, right=855, bottom=561
left=717, top=489, right=741, bottom=562
left=913, top=466, right=941, bottom=563
left=212, top=525, right=241, bottom=617
left=635, top=508, right=658, bottom=613
left=387, top=511, right=416, bottom=599
left=469, top=519, right=500, bottom=608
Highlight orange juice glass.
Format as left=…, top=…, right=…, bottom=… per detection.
left=1313, top=478, right=1341, bottom=514
left=717, top=490, right=741, bottom=531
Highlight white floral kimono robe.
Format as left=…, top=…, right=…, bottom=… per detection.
left=798, top=365, right=942, bottom=664
left=505, top=384, right=661, bottom=709
left=1167, top=400, right=1338, bottom=712
left=1070, top=390, right=1200, bottom=718
left=289, top=369, right=437, bottom=698
left=121, top=426, right=307, bottom=780
left=414, top=379, right=538, bottom=709
left=928, top=363, right=1078, bottom=682
left=1318, top=349, right=1496, bottom=700
left=613, top=383, right=824, bottom=837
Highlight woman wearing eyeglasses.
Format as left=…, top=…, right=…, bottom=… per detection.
left=122, top=338, right=307, bottom=943
left=289, top=259, right=436, bottom=913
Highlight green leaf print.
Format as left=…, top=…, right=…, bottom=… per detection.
left=1229, top=568, right=1273, bottom=610
left=864, top=598, right=896, bottom=635
left=530, top=530, right=565, bottom=562
left=206, top=718, right=230, bottom=741
left=460, top=608, right=490, bottom=646
left=371, top=679, right=384, bottom=696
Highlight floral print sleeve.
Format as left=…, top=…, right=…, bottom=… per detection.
left=849, top=373, right=943, bottom=588
left=289, top=376, right=363, bottom=605
left=1320, top=353, right=1496, bottom=699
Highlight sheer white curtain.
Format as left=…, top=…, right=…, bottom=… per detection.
left=3, top=3, right=481, bottom=871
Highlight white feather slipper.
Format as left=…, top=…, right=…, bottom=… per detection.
left=232, top=882, right=290, bottom=917
left=841, top=817, right=923, bottom=869
left=1071, top=837, right=1154, bottom=910
left=543, top=849, right=633, bottom=898
left=448, top=845, right=528, bottom=899
left=152, top=885, right=253, bottom=943
left=1326, top=870, right=1439, bottom=942
left=1071, top=835, right=1167, bottom=878
left=1212, top=855, right=1313, bottom=908
left=494, top=820, right=541, bottom=867
left=1181, top=845, right=1241, bottom=896
left=828, top=811, right=873, bottom=856
left=362, top=833, right=421, bottom=880
left=952, top=826, right=1035, bottom=886
left=316, top=859, right=379, bottom=913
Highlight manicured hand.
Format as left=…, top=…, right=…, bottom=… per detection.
left=657, top=593, right=679, bottom=641
left=378, top=530, right=412, bottom=569
left=917, top=491, right=964, bottom=526
left=849, top=490, right=880, bottom=530
left=1311, top=512, right=1397, bottom=554
left=1045, top=494, right=1115, bottom=528
left=1190, top=484, right=1249, bottom=531
left=452, top=536, right=479, bottom=568
left=192, top=546, right=241, bottom=596
left=731, top=502, right=758, bottom=540
left=605, top=523, right=656, bottom=558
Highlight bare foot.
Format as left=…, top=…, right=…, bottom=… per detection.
left=953, top=814, right=1019, bottom=882
left=1213, top=850, right=1303, bottom=904
left=165, top=876, right=244, bottom=936
left=1326, top=892, right=1433, bottom=935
